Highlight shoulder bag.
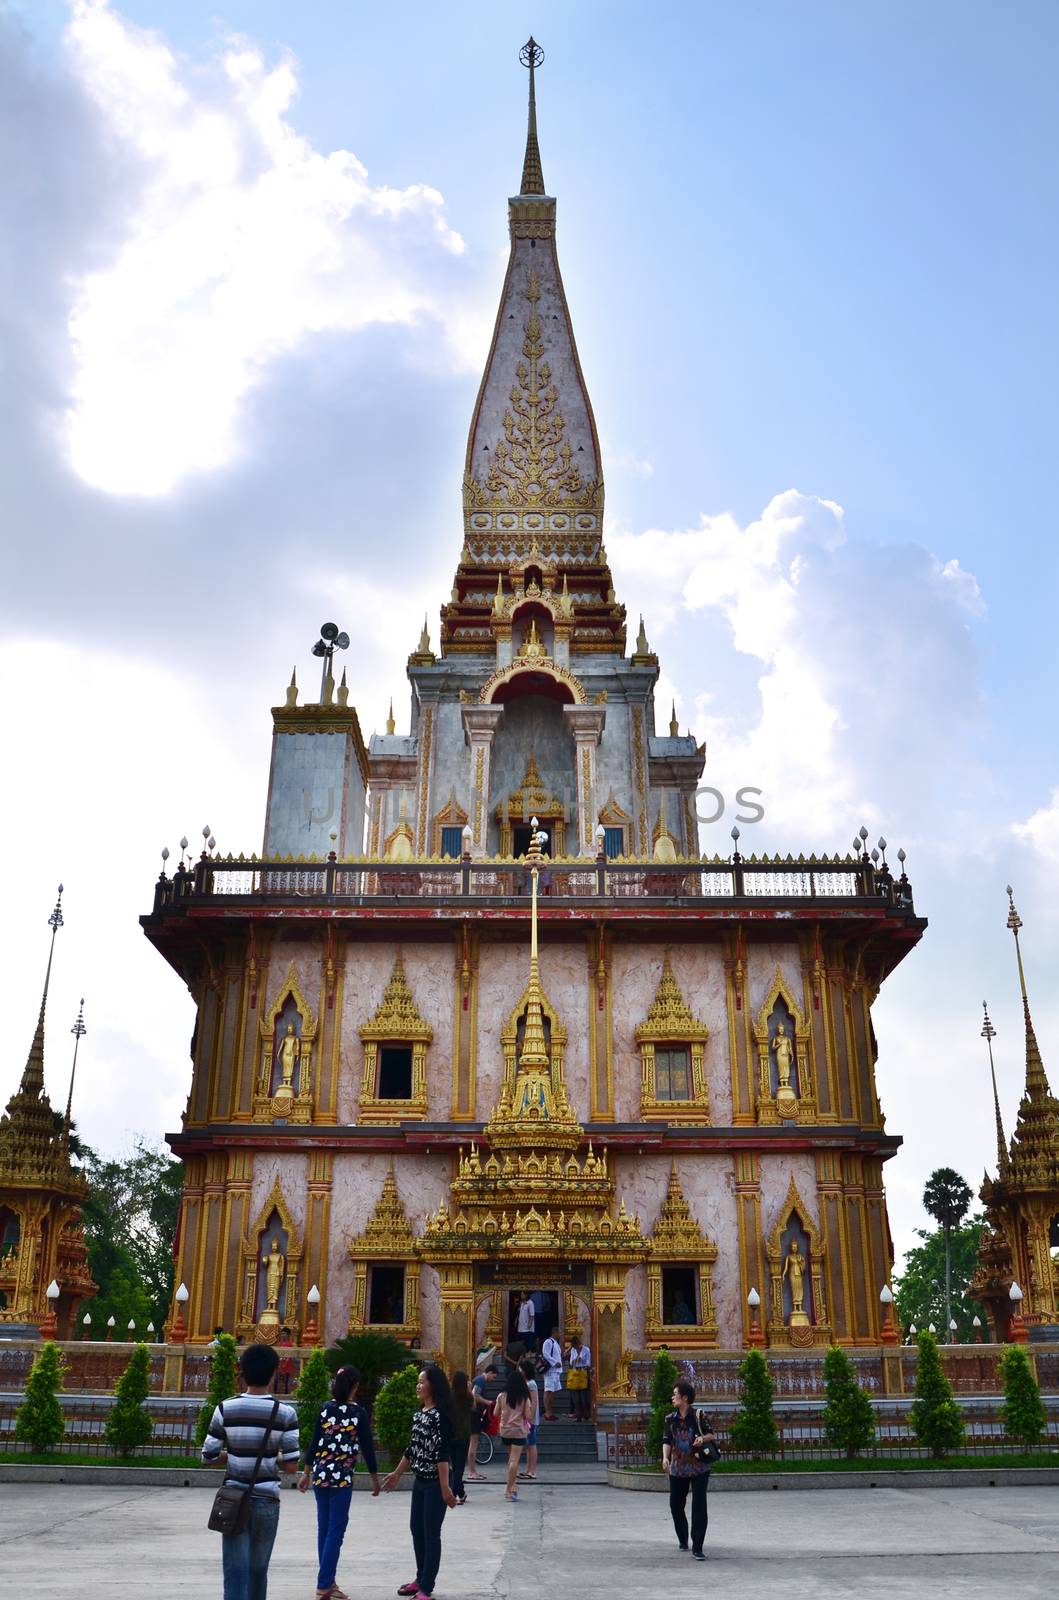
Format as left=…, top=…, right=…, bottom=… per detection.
left=208, top=1398, right=281, bottom=1535
left=693, top=1408, right=721, bottom=1465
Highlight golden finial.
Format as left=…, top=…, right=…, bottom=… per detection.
left=518, top=815, right=551, bottom=1070
left=1005, top=886, right=1054, bottom=1104
left=517, top=617, right=547, bottom=659
left=635, top=616, right=650, bottom=655
left=669, top=700, right=679, bottom=737
left=519, top=39, right=546, bottom=196
left=386, top=699, right=396, bottom=736
left=494, top=571, right=505, bottom=612
left=418, top=615, right=431, bottom=654
left=981, top=1001, right=1009, bottom=1176
left=285, top=668, right=298, bottom=708
left=337, top=668, right=349, bottom=707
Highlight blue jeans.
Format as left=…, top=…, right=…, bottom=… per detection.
left=314, top=1485, right=353, bottom=1590
left=221, top=1494, right=280, bottom=1600
left=410, top=1477, right=447, bottom=1596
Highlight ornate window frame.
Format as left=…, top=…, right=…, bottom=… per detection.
left=347, top=1162, right=421, bottom=1344
left=496, top=750, right=567, bottom=857
left=635, top=953, right=710, bottom=1122
left=763, top=1176, right=830, bottom=1347
left=236, top=1178, right=305, bottom=1343
left=432, top=790, right=468, bottom=856
left=598, top=790, right=632, bottom=858
left=645, top=1164, right=718, bottom=1347
left=359, top=953, right=433, bottom=1123
left=254, top=963, right=316, bottom=1124
left=752, top=966, right=816, bottom=1125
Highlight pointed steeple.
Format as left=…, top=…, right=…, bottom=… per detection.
left=669, top=701, right=679, bottom=737
left=19, top=886, right=63, bottom=1102
left=1004, top=887, right=1059, bottom=1188
left=385, top=699, right=396, bottom=736
left=1007, top=887, right=1054, bottom=1103
left=981, top=1001, right=1009, bottom=1177
left=519, top=38, right=546, bottom=195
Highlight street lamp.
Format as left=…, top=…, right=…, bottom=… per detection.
left=949, top=1318, right=958, bottom=1343
left=106, top=1315, right=116, bottom=1341
left=1008, top=1281, right=1028, bottom=1343
left=171, top=1281, right=190, bottom=1344
left=128, top=1320, right=137, bottom=1337
left=304, top=1283, right=322, bottom=1348
left=879, top=1284, right=898, bottom=1345
left=972, top=1315, right=982, bottom=1344
left=746, top=1287, right=764, bottom=1348
left=908, top=1323, right=917, bottom=1340
left=82, top=1312, right=92, bottom=1340
left=41, top=1279, right=61, bottom=1340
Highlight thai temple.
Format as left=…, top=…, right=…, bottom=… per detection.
left=143, top=42, right=927, bottom=1390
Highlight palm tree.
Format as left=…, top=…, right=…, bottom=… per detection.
left=922, top=1168, right=972, bottom=1341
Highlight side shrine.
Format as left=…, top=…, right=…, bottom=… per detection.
left=143, top=43, right=926, bottom=1393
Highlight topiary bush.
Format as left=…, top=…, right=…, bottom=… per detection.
left=15, top=1341, right=65, bottom=1453
left=295, top=1346, right=333, bottom=1454
left=105, top=1342, right=154, bottom=1456
left=821, top=1343, right=875, bottom=1459
left=999, top=1343, right=1046, bottom=1448
left=910, top=1328, right=965, bottom=1458
left=645, top=1348, right=680, bottom=1460
left=195, top=1332, right=238, bottom=1449
left=374, top=1363, right=419, bottom=1467
left=729, top=1349, right=778, bottom=1458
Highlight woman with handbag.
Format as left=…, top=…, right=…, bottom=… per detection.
left=201, top=1342, right=301, bottom=1600
left=493, top=1368, right=534, bottom=1501
left=661, top=1379, right=717, bottom=1562
left=297, top=1363, right=380, bottom=1599
left=566, top=1333, right=592, bottom=1421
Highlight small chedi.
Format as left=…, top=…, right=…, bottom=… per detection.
left=143, top=41, right=924, bottom=1387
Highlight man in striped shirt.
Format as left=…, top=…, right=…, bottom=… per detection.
left=202, top=1342, right=301, bottom=1600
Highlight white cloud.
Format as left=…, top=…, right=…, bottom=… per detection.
left=1012, top=788, right=1059, bottom=877
left=62, top=0, right=472, bottom=496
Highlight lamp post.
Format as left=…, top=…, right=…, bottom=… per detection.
left=171, top=1282, right=190, bottom=1344
left=1008, top=1281, right=1028, bottom=1343
left=746, top=1287, right=764, bottom=1348
left=304, top=1283, right=322, bottom=1348
left=147, top=1322, right=155, bottom=1341
left=879, top=1284, right=899, bottom=1345
left=907, top=1323, right=917, bottom=1341
left=949, top=1318, right=958, bottom=1344
left=106, top=1316, right=116, bottom=1341
left=972, top=1315, right=982, bottom=1345
left=41, top=1279, right=61, bottom=1340
left=128, top=1320, right=137, bottom=1339
left=82, top=1312, right=92, bottom=1341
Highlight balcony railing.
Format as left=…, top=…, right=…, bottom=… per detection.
left=150, top=851, right=916, bottom=916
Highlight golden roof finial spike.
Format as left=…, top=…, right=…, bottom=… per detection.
left=669, top=700, right=679, bottom=737
left=386, top=699, right=396, bottom=736
left=517, top=816, right=550, bottom=1069
left=519, top=38, right=546, bottom=196
left=63, top=997, right=86, bottom=1145
left=981, top=1001, right=1009, bottom=1176
left=1006, top=886, right=1053, bottom=1103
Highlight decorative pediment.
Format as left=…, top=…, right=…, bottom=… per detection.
left=496, top=749, right=565, bottom=822
left=648, top=1164, right=718, bottom=1261
left=753, top=965, right=808, bottom=1042
left=635, top=952, right=709, bottom=1042
left=348, top=1162, right=416, bottom=1259
left=598, top=790, right=632, bottom=828
left=360, top=953, right=433, bottom=1043
left=242, top=1178, right=305, bottom=1260
left=764, top=1175, right=824, bottom=1262
left=259, top=962, right=317, bottom=1042
left=501, top=969, right=568, bottom=1049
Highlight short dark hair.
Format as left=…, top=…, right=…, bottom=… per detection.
left=333, top=1365, right=360, bottom=1403
left=674, top=1379, right=696, bottom=1404
left=240, top=1342, right=279, bottom=1385
left=518, top=1357, right=536, bottom=1381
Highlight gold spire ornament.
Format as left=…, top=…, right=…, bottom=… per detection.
left=518, top=38, right=546, bottom=195
left=386, top=699, right=396, bottom=736
left=981, top=1001, right=1009, bottom=1177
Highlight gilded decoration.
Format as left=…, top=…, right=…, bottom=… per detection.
left=463, top=272, right=602, bottom=516
left=347, top=1161, right=421, bottom=1343
left=598, top=790, right=632, bottom=857
left=635, top=952, right=710, bottom=1123
left=254, top=964, right=317, bottom=1124
left=359, top=952, right=434, bottom=1123
left=645, top=1163, right=719, bottom=1347
left=752, top=967, right=816, bottom=1126
left=478, top=655, right=587, bottom=706
left=432, top=791, right=469, bottom=856
left=763, top=1177, right=830, bottom=1347
left=496, top=750, right=566, bottom=856
left=236, top=1178, right=304, bottom=1344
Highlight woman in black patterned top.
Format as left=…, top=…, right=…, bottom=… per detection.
left=383, top=1365, right=457, bottom=1600
left=298, top=1365, right=379, bottom=1599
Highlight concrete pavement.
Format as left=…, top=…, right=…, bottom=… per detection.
left=2, top=1479, right=1058, bottom=1599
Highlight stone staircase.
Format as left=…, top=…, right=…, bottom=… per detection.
left=479, top=1372, right=598, bottom=1464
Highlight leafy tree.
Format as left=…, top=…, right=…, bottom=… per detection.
left=893, top=1215, right=985, bottom=1340
left=374, top=1364, right=419, bottom=1467
left=999, top=1344, right=1046, bottom=1448
left=326, top=1332, right=412, bottom=1405
left=195, top=1333, right=239, bottom=1448
left=295, top=1346, right=333, bottom=1453
left=646, top=1347, right=680, bottom=1459
left=921, top=1168, right=973, bottom=1340
left=80, top=1138, right=183, bottom=1332
left=821, top=1344, right=875, bottom=1458
left=15, top=1341, right=65, bottom=1452
left=729, top=1349, right=778, bottom=1458
left=909, top=1328, right=965, bottom=1458
left=105, top=1343, right=154, bottom=1456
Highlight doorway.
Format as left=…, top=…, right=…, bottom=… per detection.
left=506, top=1287, right=560, bottom=1354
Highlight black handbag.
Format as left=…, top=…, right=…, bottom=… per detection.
left=693, top=1409, right=721, bottom=1465
left=208, top=1398, right=280, bottom=1535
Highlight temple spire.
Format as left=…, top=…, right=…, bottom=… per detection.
left=64, top=998, right=86, bottom=1145
left=1007, top=886, right=1053, bottom=1101
left=519, top=38, right=546, bottom=196
left=19, top=885, right=64, bottom=1102
left=518, top=818, right=550, bottom=1069
left=981, top=1001, right=1009, bottom=1176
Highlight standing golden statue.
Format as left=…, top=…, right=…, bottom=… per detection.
left=783, top=1239, right=810, bottom=1326
left=771, top=1019, right=798, bottom=1117
left=261, top=1235, right=286, bottom=1319
left=278, top=1023, right=299, bottom=1091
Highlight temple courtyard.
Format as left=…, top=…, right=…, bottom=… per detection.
left=3, top=1479, right=1057, bottom=1598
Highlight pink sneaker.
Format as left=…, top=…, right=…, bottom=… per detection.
left=396, top=1584, right=419, bottom=1596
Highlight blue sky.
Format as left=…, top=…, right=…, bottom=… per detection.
left=2, top=1, right=1057, bottom=1268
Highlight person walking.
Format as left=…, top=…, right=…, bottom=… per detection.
left=450, top=1371, right=474, bottom=1503
left=201, top=1341, right=300, bottom=1600
left=297, top=1363, right=379, bottom=1599
left=540, top=1325, right=563, bottom=1420
left=466, top=1368, right=493, bottom=1481
left=382, top=1365, right=458, bottom=1600
left=493, top=1367, right=534, bottom=1501
left=517, top=1357, right=539, bottom=1481
left=516, top=1291, right=536, bottom=1352
left=567, top=1332, right=592, bottom=1422
left=661, top=1380, right=716, bottom=1562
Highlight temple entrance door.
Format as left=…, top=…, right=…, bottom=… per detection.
left=505, top=1287, right=560, bottom=1355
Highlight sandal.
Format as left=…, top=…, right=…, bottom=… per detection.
left=467, top=1472, right=488, bottom=1481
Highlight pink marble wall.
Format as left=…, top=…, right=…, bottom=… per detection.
left=746, top=941, right=805, bottom=1026
left=324, top=1153, right=451, bottom=1347
left=250, top=1153, right=309, bottom=1236
left=474, top=941, right=592, bottom=1121
left=758, top=1153, right=820, bottom=1240
left=264, top=944, right=323, bottom=1021
left=337, top=943, right=455, bottom=1122
left=610, top=944, right=732, bottom=1123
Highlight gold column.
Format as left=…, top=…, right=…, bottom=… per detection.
left=188, top=976, right=219, bottom=1125
left=306, top=1150, right=334, bottom=1338
left=194, top=1151, right=227, bottom=1339
left=724, top=931, right=756, bottom=1124
left=593, top=1261, right=632, bottom=1395
left=587, top=926, right=614, bottom=1121
left=217, top=1150, right=252, bottom=1334
left=451, top=925, right=479, bottom=1120
left=734, top=1151, right=765, bottom=1343
left=816, top=1149, right=850, bottom=1342
left=803, top=930, right=837, bottom=1122
left=315, top=930, right=344, bottom=1122
left=437, top=1263, right=475, bottom=1375
left=841, top=1154, right=872, bottom=1343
